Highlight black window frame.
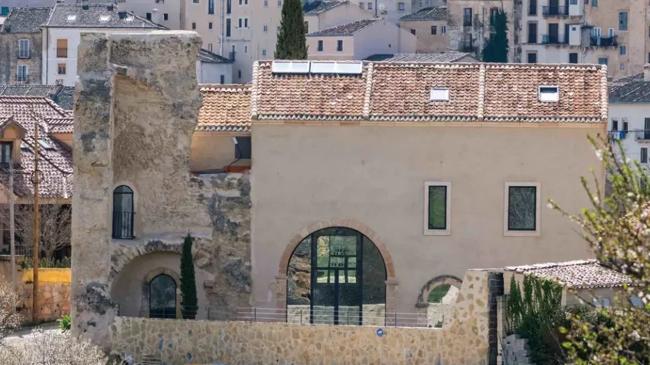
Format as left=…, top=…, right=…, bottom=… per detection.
left=208, top=0, right=215, bottom=14
left=569, top=52, right=578, bottom=63
left=337, top=40, right=343, bottom=51
left=149, top=274, right=177, bottom=319
left=0, top=141, right=12, bottom=165
left=642, top=148, right=648, bottom=164
left=317, top=40, right=324, bottom=51
left=507, top=185, right=538, bottom=232
left=234, top=136, right=251, bottom=159
left=463, top=8, right=472, bottom=26
left=112, top=185, right=135, bottom=239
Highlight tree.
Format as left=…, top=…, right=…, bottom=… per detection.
left=274, top=0, right=307, bottom=59
left=482, top=9, right=509, bottom=62
left=0, top=204, right=71, bottom=260
left=550, top=136, right=650, bottom=364
left=180, top=234, right=198, bottom=319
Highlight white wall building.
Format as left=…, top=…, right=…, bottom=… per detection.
left=609, top=66, right=650, bottom=166
left=307, top=18, right=416, bottom=60
left=41, top=3, right=162, bottom=86
left=304, top=0, right=373, bottom=34
left=197, top=47, right=233, bottom=84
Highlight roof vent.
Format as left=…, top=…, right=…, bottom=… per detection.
left=125, top=15, right=134, bottom=22
left=538, top=85, right=559, bottom=102
left=271, top=60, right=310, bottom=74
left=310, top=61, right=363, bottom=75
left=430, top=87, right=449, bottom=102
left=99, top=15, right=111, bottom=23
left=66, top=14, right=77, bottom=23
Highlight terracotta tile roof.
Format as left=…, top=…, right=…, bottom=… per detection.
left=0, top=97, right=73, bottom=200
left=379, top=51, right=478, bottom=63
left=0, top=84, right=76, bottom=110
left=308, top=19, right=377, bottom=36
left=505, top=260, right=633, bottom=289
left=197, top=85, right=251, bottom=132
left=251, top=61, right=608, bottom=123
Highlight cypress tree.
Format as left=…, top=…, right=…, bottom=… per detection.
left=275, top=0, right=307, bottom=59
left=180, top=234, right=198, bottom=319
left=482, top=9, right=509, bottom=62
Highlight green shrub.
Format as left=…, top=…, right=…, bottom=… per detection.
left=57, top=314, right=71, bottom=331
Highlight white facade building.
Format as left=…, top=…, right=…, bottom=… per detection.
left=608, top=66, right=650, bottom=166
left=41, top=3, right=162, bottom=86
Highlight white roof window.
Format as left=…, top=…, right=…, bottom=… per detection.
left=99, top=15, right=111, bottom=23
left=538, top=85, right=559, bottom=102
left=66, top=14, right=77, bottom=23
left=430, top=87, right=449, bottom=102
left=271, top=60, right=310, bottom=74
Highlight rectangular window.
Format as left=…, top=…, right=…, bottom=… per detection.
left=244, top=18, right=248, bottom=28
left=431, top=25, right=437, bottom=35
left=220, top=75, right=225, bottom=84
left=642, top=148, right=648, bottom=164
left=360, top=2, right=364, bottom=9
left=527, top=52, right=537, bottom=63
left=410, top=29, right=416, bottom=35
left=623, top=120, right=629, bottom=132
left=0, top=141, right=12, bottom=165
left=528, top=22, right=537, bottom=43
left=317, top=40, right=323, bottom=51
left=591, top=0, right=597, bottom=6
left=1, top=7, right=9, bottom=16
left=209, top=22, right=213, bottom=29
left=56, top=39, right=68, bottom=58
left=238, top=18, right=242, bottom=28
left=430, top=87, right=449, bottom=101
left=538, top=85, right=559, bottom=102
left=506, top=183, right=539, bottom=233
left=226, top=18, right=231, bottom=36
left=441, top=26, right=446, bottom=34
left=263, top=25, right=268, bottom=32
left=57, top=63, right=66, bottom=75
left=164, top=13, right=168, bottom=20
left=598, top=57, right=608, bottom=65
left=17, top=39, right=30, bottom=59
left=16, top=65, right=28, bottom=82
left=146, top=12, right=152, bottom=20
left=367, top=2, right=372, bottom=9
left=337, top=40, right=343, bottom=51
left=569, top=52, right=578, bottom=63
left=234, top=136, right=251, bottom=159
left=424, top=182, right=450, bottom=234
left=529, top=0, right=537, bottom=15
left=620, top=45, right=626, bottom=55
left=192, top=22, right=196, bottom=29
left=463, top=8, right=472, bottom=26
left=227, top=0, right=231, bottom=13
left=398, top=2, right=405, bottom=11
left=612, top=120, right=619, bottom=131
left=208, top=0, right=214, bottom=13
left=619, top=11, right=628, bottom=31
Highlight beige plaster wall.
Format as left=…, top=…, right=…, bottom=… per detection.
left=189, top=132, right=238, bottom=172
left=111, top=270, right=492, bottom=365
left=250, top=122, right=603, bottom=313
left=399, top=19, right=448, bottom=53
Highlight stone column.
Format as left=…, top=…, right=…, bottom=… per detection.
left=72, top=33, right=116, bottom=349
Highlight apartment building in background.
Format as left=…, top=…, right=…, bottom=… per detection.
left=41, top=3, right=163, bottom=86
left=304, top=0, right=373, bottom=34
left=0, top=7, right=50, bottom=84
left=307, top=19, right=416, bottom=60
left=520, top=0, right=647, bottom=79
left=608, top=65, right=650, bottom=166
left=447, top=0, right=517, bottom=61
left=399, top=6, right=448, bottom=53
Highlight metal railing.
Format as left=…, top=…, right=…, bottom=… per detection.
left=635, top=130, right=650, bottom=141
left=112, top=211, right=135, bottom=239
left=542, top=34, right=567, bottom=44
left=608, top=130, right=629, bottom=141
left=542, top=5, right=568, bottom=16
left=590, top=35, right=617, bottom=47
left=205, top=307, right=435, bottom=329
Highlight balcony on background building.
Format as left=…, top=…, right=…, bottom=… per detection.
left=542, top=5, right=568, bottom=17
left=541, top=34, right=567, bottom=45
left=590, top=35, right=617, bottom=47
left=635, top=130, right=650, bottom=142
left=459, top=38, right=474, bottom=52
left=608, top=130, right=628, bottom=141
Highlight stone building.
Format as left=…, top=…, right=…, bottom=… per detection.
left=0, top=7, right=50, bottom=84
left=399, top=6, right=448, bottom=53
left=447, top=0, right=517, bottom=61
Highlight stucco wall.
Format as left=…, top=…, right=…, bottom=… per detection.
left=0, top=31, right=42, bottom=84
left=111, top=270, right=492, bottom=365
left=190, top=132, right=239, bottom=172
left=399, top=19, right=448, bottom=53
left=250, top=122, right=603, bottom=313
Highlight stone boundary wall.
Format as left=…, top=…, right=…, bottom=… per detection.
left=111, top=270, right=491, bottom=365
left=21, top=281, right=71, bottom=323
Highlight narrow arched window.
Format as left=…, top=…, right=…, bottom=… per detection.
left=112, top=185, right=134, bottom=239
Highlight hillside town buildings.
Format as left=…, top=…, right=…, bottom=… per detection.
left=0, top=7, right=50, bottom=84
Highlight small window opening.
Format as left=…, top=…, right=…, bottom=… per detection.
left=430, top=87, right=449, bottom=101
left=538, top=86, right=559, bottom=102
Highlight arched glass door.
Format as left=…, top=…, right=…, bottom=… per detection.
left=149, top=274, right=177, bottom=319
left=112, top=185, right=134, bottom=239
left=287, top=227, right=387, bottom=325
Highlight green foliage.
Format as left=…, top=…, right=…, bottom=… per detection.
left=427, top=284, right=451, bottom=303
left=21, top=257, right=70, bottom=269
left=275, top=0, right=307, bottom=59
left=505, top=275, right=566, bottom=364
left=57, top=314, right=71, bottom=331
left=482, top=9, right=509, bottom=62
left=550, top=136, right=650, bottom=364
left=180, top=234, right=198, bottom=319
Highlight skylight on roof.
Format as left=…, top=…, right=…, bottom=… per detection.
left=125, top=15, right=134, bottom=22
left=66, top=14, right=77, bottom=23
left=538, top=85, right=559, bottom=102
left=99, top=15, right=111, bottom=23
left=430, top=87, right=449, bottom=102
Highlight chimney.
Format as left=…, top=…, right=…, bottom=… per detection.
left=644, top=64, right=650, bottom=82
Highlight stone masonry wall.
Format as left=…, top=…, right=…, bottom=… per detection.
left=111, top=270, right=491, bottom=365
left=20, top=282, right=71, bottom=323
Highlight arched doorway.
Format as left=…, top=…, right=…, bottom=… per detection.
left=149, top=274, right=177, bottom=319
left=287, top=227, right=386, bottom=325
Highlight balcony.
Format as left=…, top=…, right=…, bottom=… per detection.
left=590, top=35, right=617, bottom=47
left=635, top=130, right=650, bottom=142
left=542, top=5, right=568, bottom=17
left=541, top=34, right=567, bottom=45
left=608, top=130, right=628, bottom=141
left=459, top=38, right=474, bottom=52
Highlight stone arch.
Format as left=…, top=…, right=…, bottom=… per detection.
left=278, top=219, right=396, bottom=280
left=416, top=274, right=463, bottom=308
left=109, top=240, right=182, bottom=283
left=275, top=219, right=398, bottom=314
